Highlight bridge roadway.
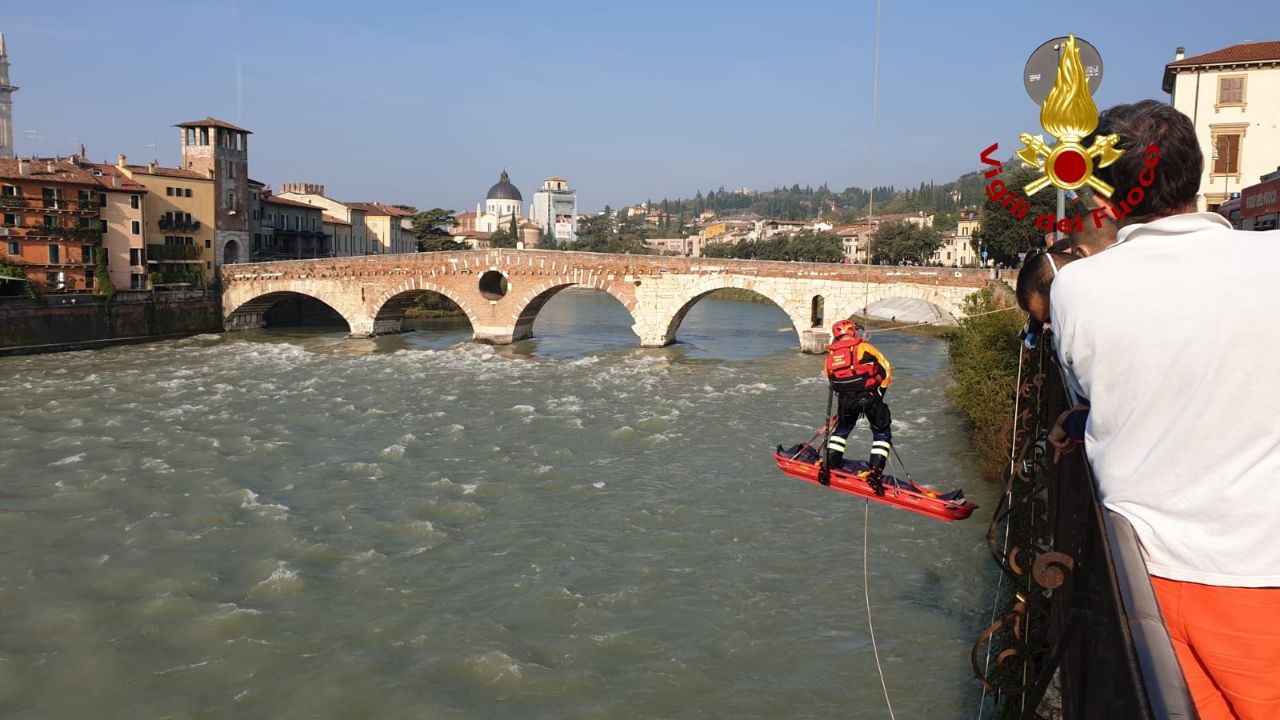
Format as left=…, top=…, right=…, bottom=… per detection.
left=220, top=249, right=994, bottom=353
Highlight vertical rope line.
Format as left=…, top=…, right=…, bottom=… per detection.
left=976, top=342, right=1029, bottom=718
left=861, top=5, right=894, bottom=718
left=864, top=499, right=896, bottom=720
left=863, top=0, right=882, bottom=339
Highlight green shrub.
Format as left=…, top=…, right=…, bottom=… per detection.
left=946, top=286, right=1024, bottom=483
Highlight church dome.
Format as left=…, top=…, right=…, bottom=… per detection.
left=486, top=170, right=523, bottom=202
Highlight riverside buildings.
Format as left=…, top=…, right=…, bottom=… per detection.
left=1164, top=41, right=1280, bottom=211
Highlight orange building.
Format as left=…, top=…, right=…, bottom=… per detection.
left=0, top=158, right=106, bottom=292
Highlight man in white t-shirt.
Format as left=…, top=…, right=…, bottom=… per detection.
left=1051, top=99, right=1280, bottom=720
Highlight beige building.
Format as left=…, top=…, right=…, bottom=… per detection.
left=956, top=208, right=980, bottom=240
left=117, top=155, right=216, bottom=287
left=833, top=224, right=874, bottom=263
left=323, top=214, right=352, bottom=254
left=86, top=162, right=149, bottom=289
left=347, top=202, right=413, bottom=254
left=1164, top=41, right=1280, bottom=211
left=930, top=232, right=977, bottom=267
left=278, top=183, right=367, bottom=256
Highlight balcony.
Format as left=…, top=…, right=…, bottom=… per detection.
left=3, top=222, right=104, bottom=239
left=146, top=243, right=203, bottom=262
left=158, top=217, right=202, bottom=233
left=148, top=270, right=205, bottom=288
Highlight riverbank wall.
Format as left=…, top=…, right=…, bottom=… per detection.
left=0, top=291, right=222, bottom=356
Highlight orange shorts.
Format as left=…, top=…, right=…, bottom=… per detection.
left=1151, top=576, right=1280, bottom=720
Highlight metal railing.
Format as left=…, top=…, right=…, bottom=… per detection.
left=974, top=338, right=1196, bottom=719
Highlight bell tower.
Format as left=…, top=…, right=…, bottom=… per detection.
left=0, top=33, right=19, bottom=160
left=177, top=117, right=251, bottom=265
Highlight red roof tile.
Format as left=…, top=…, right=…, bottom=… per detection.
left=175, top=117, right=253, bottom=133
left=263, top=194, right=319, bottom=210
left=0, top=158, right=101, bottom=185
left=1168, top=41, right=1280, bottom=67
left=322, top=213, right=351, bottom=226
left=124, top=164, right=210, bottom=180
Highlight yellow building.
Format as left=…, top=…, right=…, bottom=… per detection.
left=347, top=202, right=413, bottom=254
left=117, top=155, right=216, bottom=287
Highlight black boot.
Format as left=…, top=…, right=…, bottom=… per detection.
left=866, top=464, right=886, bottom=496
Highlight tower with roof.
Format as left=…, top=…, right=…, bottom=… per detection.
left=177, top=117, right=251, bottom=265
left=531, top=176, right=577, bottom=244
left=0, top=33, right=18, bottom=160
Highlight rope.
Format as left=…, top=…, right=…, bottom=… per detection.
left=861, top=5, right=895, bottom=717
left=857, top=305, right=1021, bottom=337
left=975, top=336, right=1029, bottom=719
left=864, top=500, right=897, bottom=720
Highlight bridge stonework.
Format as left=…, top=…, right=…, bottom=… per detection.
left=220, top=250, right=993, bottom=353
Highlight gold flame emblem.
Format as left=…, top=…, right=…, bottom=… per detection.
left=1017, top=35, right=1123, bottom=196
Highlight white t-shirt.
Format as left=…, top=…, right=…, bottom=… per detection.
left=1051, top=212, right=1280, bottom=586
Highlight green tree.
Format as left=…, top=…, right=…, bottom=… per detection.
left=488, top=219, right=518, bottom=248
left=785, top=230, right=844, bottom=262
left=946, top=287, right=1024, bottom=482
left=871, top=221, right=943, bottom=264
left=411, top=208, right=464, bottom=252
left=973, top=163, right=1058, bottom=263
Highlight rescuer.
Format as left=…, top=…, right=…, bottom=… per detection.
left=819, top=320, right=893, bottom=495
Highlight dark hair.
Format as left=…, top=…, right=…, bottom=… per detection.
left=1016, top=251, right=1078, bottom=313
left=1086, top=100, right=1201, bottom=223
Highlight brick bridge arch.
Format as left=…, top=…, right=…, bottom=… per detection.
left=221, top=250, right=993, bottom=353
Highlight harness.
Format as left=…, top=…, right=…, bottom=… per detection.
left=826, top=337, right=885, bottom=394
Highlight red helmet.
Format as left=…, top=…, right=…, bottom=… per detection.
left=832, top=320, right=860, bottom=339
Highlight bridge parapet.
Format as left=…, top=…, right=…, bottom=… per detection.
left=220, top=250, right=994, bottom=351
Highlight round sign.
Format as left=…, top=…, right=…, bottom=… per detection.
left=1024, top=36, right=1103, bottom=105
left=981, top=250, right=988, bottom=259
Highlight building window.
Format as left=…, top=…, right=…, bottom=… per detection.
left=3, top=213, right=15, bottom=226
left=1, top=185, right=17, bottom=197
left=131, top=273, right=145, bottom=289
left=130, top=248, right=142, bottom=266
left=48, top=244, right=60, bottom=264
left=205, top=239, right=211, bottom=249
left=226, top=190, right=234, bottom=209
left=82, top=245, right=95, bottom=264
left=200, top=128, right=209, bottom=145
left=85, top=269, right=94, bottom=289
left=7, top=240, right=18, bottom=255
left=44, top=215, right=57, bottom=228
left=1212, top=133, right=1242, bottom=175
left=166, top=187, right=174, bottom=196
left=1217, top=75, right=1246, bottom=106
left=131, top=194, right=140, bottom=209
left=132, top=220, right=141, bottom=235
left=185, top=188, right=192, bottom=198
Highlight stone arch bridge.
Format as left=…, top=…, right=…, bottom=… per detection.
left=221, top=250, right=995, bottom=353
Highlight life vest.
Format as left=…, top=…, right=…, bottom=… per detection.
left=826, top=337, right=890, bottom=394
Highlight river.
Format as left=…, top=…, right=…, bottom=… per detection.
left=0, top=289, right=1000, bottom=719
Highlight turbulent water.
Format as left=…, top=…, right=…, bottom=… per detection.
left=0, top=289, right=1000, bottom=719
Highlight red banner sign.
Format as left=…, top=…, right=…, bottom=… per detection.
left=1241, top=178, right=1280, bottom=219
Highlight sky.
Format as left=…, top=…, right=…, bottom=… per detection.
left=4, top=0, right=1278, bottom=213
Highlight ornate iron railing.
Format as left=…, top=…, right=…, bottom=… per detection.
left=973, top=335, right=1196, bottom=719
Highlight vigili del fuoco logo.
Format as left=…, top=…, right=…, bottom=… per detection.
left=979, top=34, right=1161, bottom=235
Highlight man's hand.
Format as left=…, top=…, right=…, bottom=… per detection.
left=1049, top=404, right=1089, bottom=463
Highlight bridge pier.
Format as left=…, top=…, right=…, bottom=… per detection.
left=224, top=311, right=265, bottom=332
left=799, top=329, right=829, bottom=355
left=472, top=323, right=533, bottom=345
